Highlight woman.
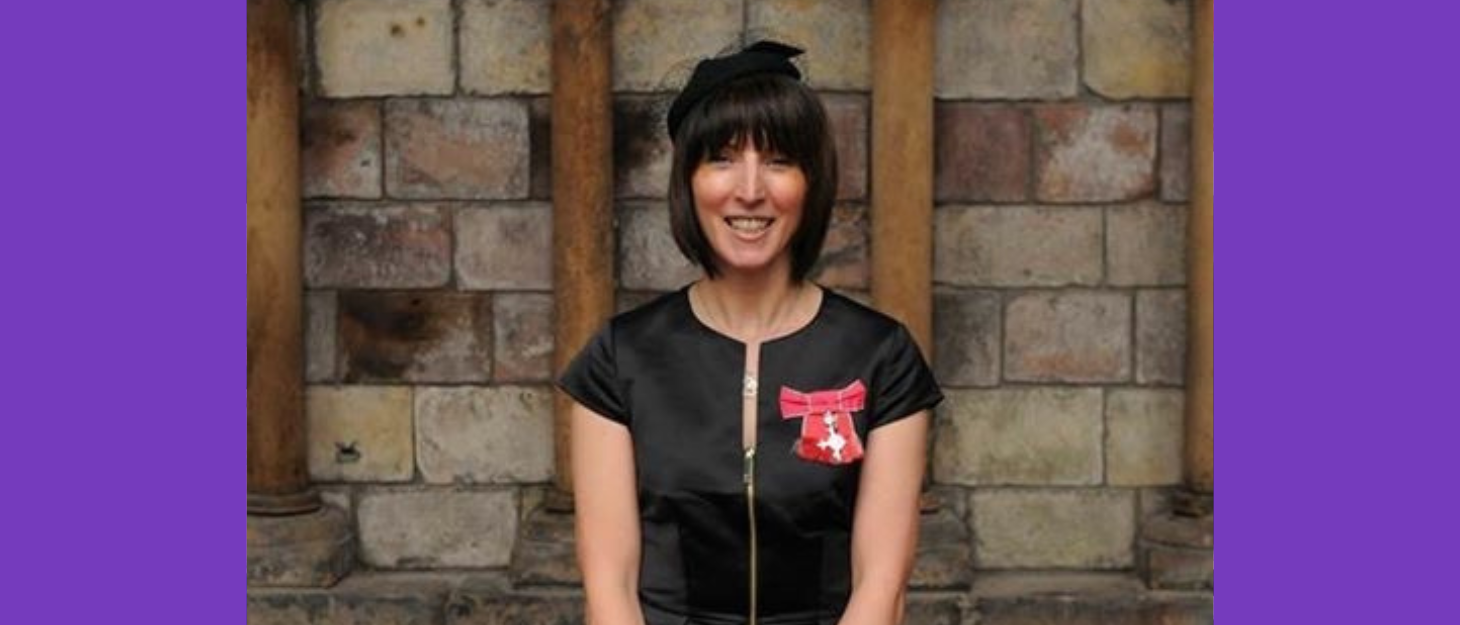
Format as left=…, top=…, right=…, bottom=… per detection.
left=560, top=41, right=942, bottom=625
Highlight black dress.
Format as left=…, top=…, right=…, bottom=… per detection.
left=559, top=286, right=942, bottom=625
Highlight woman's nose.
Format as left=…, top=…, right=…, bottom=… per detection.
left=734, top=158, right=765, bottom=202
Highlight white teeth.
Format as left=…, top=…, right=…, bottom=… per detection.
left=726, top=217, right=773, bottom=233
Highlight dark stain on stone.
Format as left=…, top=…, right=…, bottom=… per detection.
left=614, top=99, right=664, bottom=189
left=302, top=105, right=359, bottom=152
left=389, top=22, right=404, bottom=37
left=415, top=16, right=426, bottom=27
left=339, top=292, right=439, bottom=381
left=529, top=97, right=552, bottom=199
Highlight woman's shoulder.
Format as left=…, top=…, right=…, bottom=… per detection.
left=600, top=286, right=694, bottom=342
left=815, top=288, right=908, bottom=345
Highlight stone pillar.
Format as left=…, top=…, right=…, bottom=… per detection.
left=870, top=0, right=935, bottom=355
left=551, top=0, right=614, bottom=497
left=1184, top=0, right=1214, bottom=505
left=247, top=0, right=352, bottom=586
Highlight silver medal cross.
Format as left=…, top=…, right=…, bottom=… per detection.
left=816, top=411, right=848, bottom=462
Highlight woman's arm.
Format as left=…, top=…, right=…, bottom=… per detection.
left=839, top=411, right=930, bottom=625
left=571, top=401, right=646, bottom=625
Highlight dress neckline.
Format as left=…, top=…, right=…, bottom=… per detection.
left=681, top=283, right=829, bottom=348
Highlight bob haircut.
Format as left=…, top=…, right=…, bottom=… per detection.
left=667, top=73, right=838, bottom=282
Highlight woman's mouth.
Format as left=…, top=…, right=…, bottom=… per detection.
left=725, top=216, right=775, bottom=234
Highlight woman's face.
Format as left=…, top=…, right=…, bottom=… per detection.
left=691, top=139, right=807, bottom=278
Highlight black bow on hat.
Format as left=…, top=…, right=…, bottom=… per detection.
left=666, top=41, right=805, bottom=141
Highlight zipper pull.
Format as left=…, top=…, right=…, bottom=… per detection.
left=743, top=447, right=756, bottom=485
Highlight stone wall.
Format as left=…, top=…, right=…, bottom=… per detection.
left=296, top=0, right=1191, bottom=575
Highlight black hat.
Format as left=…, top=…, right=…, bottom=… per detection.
left=666, top=40, right=804, bottom=141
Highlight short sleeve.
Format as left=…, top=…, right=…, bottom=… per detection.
left=869, top=324, right=943, bottom=429
left=557, top=324, right=630, bottom=426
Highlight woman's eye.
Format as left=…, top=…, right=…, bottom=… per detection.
left=767, top=157, right=797, bottom=169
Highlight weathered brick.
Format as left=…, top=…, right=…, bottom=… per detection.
left=385, top=99, right=530, bottom=200
left=619, top=202, right=700, bottom=291
left=455, top=203, right=553, bottom=290
left=461, top=0, right=551, bottom=95
left=305, top=290, right=338, bottom=383
left=316, top=0, right=453, bottom=97
left=612, top=0, right=744, bottom=92
left=338, top=291, right=493, bottom=383
left=935, top=104, right=1029, bottom=202
left=824, top=94, right=868, bottom=201
left=615, top=96, right=673, bottom=199
left=1034, top=104, right=1157, bottom=202
left=934, top=206, right=1102, bottom=287
left=1146, top=544, right=1214, bottom=590
left=1136, top=289, right=1186, bottom=384
left=1005, top=291, right=1131, bottom=383
left=1107, top=203, right=1187, bottom=286
left=302, top=100, right=382, bottom=199
left=747, top=0, right=870, bottom=90
left=296, top=1, right=311, bottom=96
left=416, top=386, right=554, bottom=484
left=971, top=489, right=1136, bottom=568
left=933, top=290, right=1001, bottom=387
left=247, top=591, right=330, bottom=625
left=1161, top=104, right=1191, bottom=202
left=331, top=573, right=454, bottom=625
left=1082, top=0, right=1192, bottom=99
left=304, top=204, right=451, bottom=288
left=934, top=388, right=1102, bottom=486
left=810, top=204, right=868, bottom=289
left=306, top=385, right=414, bottom=482
left=357, top=488, right=518, bottom=568
left=1107, top=388, right=1183, bottom=486
left=493, top=293, right=555, bottom=382
left=936, top=0, right=1078, bottom=99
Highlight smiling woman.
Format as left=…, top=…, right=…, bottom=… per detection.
left=560, top=41, right=941, bottom=625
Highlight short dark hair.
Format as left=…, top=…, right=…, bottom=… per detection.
left=667, top=73, right=838, bottom=282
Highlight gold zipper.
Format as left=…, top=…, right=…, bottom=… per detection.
left=744, top=445, right=758, bottom=625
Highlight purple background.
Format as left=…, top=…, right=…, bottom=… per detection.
left=0, top=1, right=1456, bottom=623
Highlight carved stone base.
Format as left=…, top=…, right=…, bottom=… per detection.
left=248, top=504, right=355, bottom=587
left=1139, top=511, right=1214, bottom=591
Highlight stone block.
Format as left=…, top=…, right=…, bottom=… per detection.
left=971, top=489, right=1136, bottom=568
left=619, top=202, right=700, bottom=290
left=612, top=0, right=744, bottom=92
left=1107, top=203, right=1187, bottom=286
left=935, top=104, right=1029, bottom=202
left=825, top=94, right=868, bottom=201
left=910, top=499, right=973, bottom=590
left=357, top=488, right=519, bottom=568
left=1082, top=0, right=1192, bottom=99
left=246, top=590, right=331, bottom=625
left=416, top=386, right=554, bottom=484
left=976, top=592, right=1213, bottom=625
left=933, top=289, right=1001, bottom=387
left=305, top=290, right=338, bottom=383
left=934, top=206, right=1102, bottom=287
left=810, top=204, right=868, bottom=289
left=510, top=502, right=581, bottom=586
left=617, top=290, right=668, bottom=314
left=936, top=0, right=1078, bottom=99
left=1146, top=544, right=1214, bottom=591
left=615, top=96, right=673, bottom=199
left=302, top=99, right=382, bottom=199
left=493, top=292, right=555, bottom=382
left=455, top=203, right=553, bottom=290
left=933, top=388, right=1102, bottom=486
left=247, top=506, right=356, bottom=586
left=528, top=97, right=552, bottom=200
left=1161, top=104, right=1191, bottom=202
left=747, top=0, right=871, bottom=90
left=447, top=581, right=585, bottom=625
left=461, top=0, right=551, bottom=95
left=1005, top=291, right=1131, bottom=383
left=316, top=0, right=453, bottom=97
left=385, top=99, right=530, bottom=200
left=304, top=204, right=452, bottom=289
left=306, top=385, right=415, bottom=482
left=1136, top=289, right=1186, bottom=384
left=902, top=594, right=966, bottom=625
left=1106, top=389, right=1184, bottom=486
left=296, top=1, right=312, bottom=97
left=1034, top=104, right=1157, bottom=203
left=338, top=291, right=493, bottom=383
left=331, top=573, right=455, bottom=625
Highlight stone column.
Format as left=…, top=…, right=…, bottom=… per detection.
left=1184, top=0, right=1214, bottom=506
left=551, top=0, right=614, bottom=497
left=870, top=0, right=935, bottom=355
left=247, top=0, right=352, bottom=586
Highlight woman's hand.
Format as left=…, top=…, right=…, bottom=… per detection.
left=571, top=401, right=646, bottom=625
left=839, top=411, right=930, bottom=625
